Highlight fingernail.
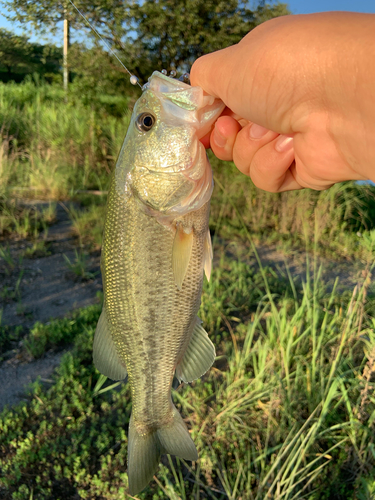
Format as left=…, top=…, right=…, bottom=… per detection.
left=249, top=123, right=269, bottom=139
left=275, top=135, right=293, bottom=152
left=213, top=126, right=227, bottom=148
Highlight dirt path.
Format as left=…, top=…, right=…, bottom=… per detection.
left=0, top=351, right=64, bottom=410
left=1, top=201, right=102, bottom=329
left=0, top=200, right=102, bottom=411
left=0, top=200, right=365, bottom=412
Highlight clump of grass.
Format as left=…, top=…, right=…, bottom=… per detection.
left=1, top=252, right=375, bottom=499
left=0, top=310, right=23, bottom=361
left=0, top=269, right=24, bottom=302
left=0, top=200, right=56, bottom=239
left=23, top=303, right=101, bottom=359
left=63, top=249, right=98, bottom=280
left=69, top=204, right=106, bottom=249
left=0, top=243, right=15, bottom=273
left=23, top=240, right=51, bottom=259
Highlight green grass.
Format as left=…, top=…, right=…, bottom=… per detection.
left=2, top=79, right=375, bottom=261
left=63, top=249, right=98, bottom=281
left=0, top=80, right=130, bottom=200
left=210, top=158, right=375, bottom=261
left=23, top=303, right=101, bottom=359
left=2, top=78, right=375, bottom=499
left=1, top=248, right=375, bottom=499
left=0, top=312, right=23, bottom=362
left=68, top=203, right=107, bottom=250
left=0, top=200, right=56, bottom=239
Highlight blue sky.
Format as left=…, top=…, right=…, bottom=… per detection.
left=1, top=0, right=375, bottom=45
left=285, top=0, right=375, bottom=14
left=288, top=0, right=375, bottom=14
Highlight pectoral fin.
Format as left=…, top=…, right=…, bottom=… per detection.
left=175, top=317, right=216, bottom=383
left=93, top=308, right=127, bottom=381
left=203, top=230, right=213, bottom=282
left=172, top=224, right=193, bottom=290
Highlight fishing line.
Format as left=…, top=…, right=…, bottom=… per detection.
left=66, top=0, right=143, bottom=88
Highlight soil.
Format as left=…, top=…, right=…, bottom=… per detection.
left=0, top=200, right=102, bottom=411
left=0, top=199, right=367, bottom=411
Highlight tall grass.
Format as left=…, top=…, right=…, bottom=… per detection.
left=1, top=247, right=374, bottom=499
left=0, top=79, right=130, bottom=199
left=2, top=79, right=375, bottom=259
left=211, top=158, right=375, bottom=259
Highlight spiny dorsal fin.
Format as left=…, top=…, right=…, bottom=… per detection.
left=175, top=317, right=216, bottom=383
left=203, top=229, right=213, bottom=281
left=93, top=308, right=128, bottom=381
left=172, top=223, right=193, bottom=290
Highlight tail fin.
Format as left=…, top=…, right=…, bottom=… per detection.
left=127, top=407, right=198, bottom=496
left=157, top=406, right=198, bottom=460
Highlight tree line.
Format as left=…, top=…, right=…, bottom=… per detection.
left=0, top=0, right=289, bottom=90
left=0, top=29, right=61, bottom=82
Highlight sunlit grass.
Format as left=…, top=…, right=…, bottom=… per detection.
left=0, top=80, right=130, bottom=201
left=1, top=244, right=375, bottom=499
left=1, top=79, right=375, bottom=500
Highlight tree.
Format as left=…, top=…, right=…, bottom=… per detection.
left=0, top=28, right=62, bottom=81
left=128, top=0, right=290, bottom=79
left=1, top=0, right=290, bottom=84
left=0, top=29, right=30, bottom=75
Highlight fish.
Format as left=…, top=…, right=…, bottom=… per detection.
left=93, top=71, right=225, bottom=495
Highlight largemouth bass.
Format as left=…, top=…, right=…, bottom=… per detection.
left=93, top=71, right=224, bottom=495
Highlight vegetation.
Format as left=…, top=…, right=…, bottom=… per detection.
left=2, top=78, right=375, bottom=259
left=1, top=0, right=290, bottom=80
left=0, top=29, right=61, bottom=83
left=1, top=3, right=375, bottom=498
left=0, top=78, right=129, bottom=200
left=211, top=160, right=375, bottom=260
left=1, top=248, right=375, bottom=499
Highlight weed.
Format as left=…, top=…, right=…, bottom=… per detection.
left=0, top=309, right=23, bottom=360
left=0, top=269, right=24, bottom=302
left=1, top=254, right=375, bottom=499
left=0, top=244, right=15, bottom=273
left=23, top=240, right=51, bottom=259
left=23, top=303, right=101, bottom=359
left=0, top=200, right=56, bottom=239
left=40, top=202, right=56, bottom=225
left=69, top=204, right=106, bottom=249
left=63, top=249, right=97, bottom=280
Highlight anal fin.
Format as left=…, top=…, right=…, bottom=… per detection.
left=93, top=308, right=127, bottom=381
left=175, top=317, right=215, bottom=383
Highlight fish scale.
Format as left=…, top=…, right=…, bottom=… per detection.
left=103, top=180, right=209, bottom=424
left=93, top=71, right=225, bottom=495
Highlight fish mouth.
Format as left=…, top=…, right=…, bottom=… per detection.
left=146, top=71, right=225, bottom=137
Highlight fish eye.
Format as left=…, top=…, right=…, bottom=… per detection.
left=136, top=112, right=156, bottom=132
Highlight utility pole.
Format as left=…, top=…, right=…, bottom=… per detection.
left=63, top=9, right=70, bottom=94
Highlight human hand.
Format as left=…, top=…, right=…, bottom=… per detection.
left=191, top=12, right=375, bottom=192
